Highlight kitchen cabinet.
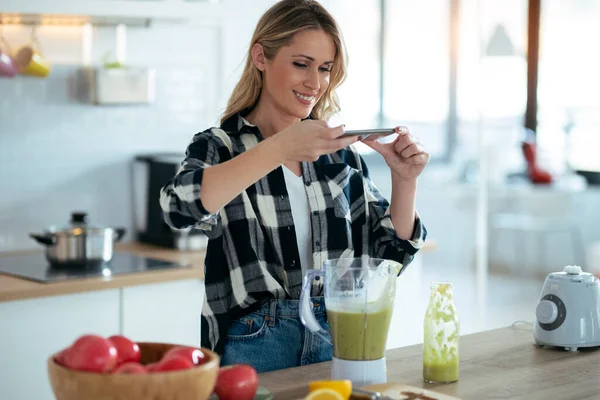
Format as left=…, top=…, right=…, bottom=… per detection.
left=0, top=0, right=223, bottom=26
left=0, top=289, right=120, bottom=400
left=122, top=279, right=205, bottom=347
left=0, top=278, right=204, bottom=400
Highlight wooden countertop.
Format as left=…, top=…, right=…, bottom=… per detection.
left=0, top=242, right=206, bottom=303
left=260, top=324, right=600, bottom=399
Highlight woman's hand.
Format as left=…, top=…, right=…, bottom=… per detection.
left=362, top=126, right=430, bottom=182
left=274, top=120, right=359, bottom=163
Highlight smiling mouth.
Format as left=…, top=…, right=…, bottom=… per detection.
left=293, top=90, right=316, bottom=102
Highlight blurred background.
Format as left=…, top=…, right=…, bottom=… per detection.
left=1, top=0, right=599, bottom=349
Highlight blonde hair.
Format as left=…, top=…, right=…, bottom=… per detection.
left=220, top=0, right=347, bottom=125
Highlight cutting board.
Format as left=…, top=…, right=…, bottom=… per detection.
left=354, top=383, right=461, bottom=400
left=279, top=382, right=461, bottom=400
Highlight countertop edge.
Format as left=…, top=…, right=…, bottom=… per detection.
left=0, top=242, right=206, bottom=303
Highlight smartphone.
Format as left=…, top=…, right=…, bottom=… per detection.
left=342, top=128, right=395, bottom=140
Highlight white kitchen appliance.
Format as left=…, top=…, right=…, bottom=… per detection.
left=534, top=265, right=600, bottom=351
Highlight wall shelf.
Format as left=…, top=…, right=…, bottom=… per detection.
left=0, top=0, right=223, bottom=27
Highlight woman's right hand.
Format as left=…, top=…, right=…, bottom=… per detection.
left=274, top=120, right=359, bottom=163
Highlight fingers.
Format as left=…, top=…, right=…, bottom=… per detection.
left=312, top=119, right=330, bottom=128
left=404, top=152, right=431, bottom=165
left=393, top=127, right=414, bottom=152
left=324, top=124, right=345, bottom=139
left=331, top=135, right=359, bottom=151
left=400, top=142, right=425, bottom=159
left=361, top=137, right=386, bottom=154
left=392, top=126, right=429, bottom=163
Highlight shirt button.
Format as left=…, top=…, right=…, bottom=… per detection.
left=287, top=226, right=292, bottom=231
left=315, top=240, right=321, bottom=247
left=280, top=195, right=285, bottom=200
left=312, top=211, right=318, bottom=216
left=291, top=260, right=296, bottom=266
left=304, top=181, right=311, bottom=187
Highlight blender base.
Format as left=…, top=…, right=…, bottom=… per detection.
left=331, top=357, right=387, bottom=386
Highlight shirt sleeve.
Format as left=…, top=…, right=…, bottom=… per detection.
left=159, top=128, right=231, bottom=232
left=358, top=153, right=428, bottom=271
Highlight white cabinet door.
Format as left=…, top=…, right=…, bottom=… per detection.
left=121, top=280, right=204, bottom=347
left=0, top=290, right=120, bottom=400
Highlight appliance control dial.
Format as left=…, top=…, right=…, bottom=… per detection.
left=537, top=294, right=567, bottom=331
left=536, top=300, right=558, bottom=324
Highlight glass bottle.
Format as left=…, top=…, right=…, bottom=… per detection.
left=423, top=281, right=459, bottom=383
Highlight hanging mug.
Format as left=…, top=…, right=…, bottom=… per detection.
left=0, top=26, right=17, bottom=78
left=13, top=26, right=51, bottom=77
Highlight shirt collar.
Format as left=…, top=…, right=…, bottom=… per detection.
left=220, top=109, right=315, bottom=137
left=220, top=109, right=255, bottom=136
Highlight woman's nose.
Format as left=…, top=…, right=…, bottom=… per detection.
left=305, top=69, right=320, bottom=90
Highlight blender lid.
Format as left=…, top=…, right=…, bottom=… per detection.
left=548, top=265, right=597, bottom=283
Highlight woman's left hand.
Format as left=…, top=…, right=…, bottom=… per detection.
left=362, top=126, right=430, bottom=181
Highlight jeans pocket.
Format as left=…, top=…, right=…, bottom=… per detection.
left=227, top=312, right=269, bottom=341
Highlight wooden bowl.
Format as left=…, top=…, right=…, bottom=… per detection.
left=47, top=342, right=220, bottom=400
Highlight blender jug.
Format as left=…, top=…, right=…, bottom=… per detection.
left=299, top=256, right=402, bottom=386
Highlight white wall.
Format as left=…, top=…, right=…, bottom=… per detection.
left=0, top=0, right=276, bottom=250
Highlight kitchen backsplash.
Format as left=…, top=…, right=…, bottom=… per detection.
left=0, top=22, right=224, bottom=251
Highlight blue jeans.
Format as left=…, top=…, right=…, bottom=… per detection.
left=220, top=297, right=332, bottom=373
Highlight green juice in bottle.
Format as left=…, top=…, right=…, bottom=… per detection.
left=423, top=282, right=459, bottom=383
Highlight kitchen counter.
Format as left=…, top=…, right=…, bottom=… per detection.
left=260, top=324, right=600, bottom=399
left=0, top=239, right=437, bottom=303
left=0, top=242, right=206, bottom=302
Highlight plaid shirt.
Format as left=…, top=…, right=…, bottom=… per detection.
left=159, top=113, right=427, bottom=355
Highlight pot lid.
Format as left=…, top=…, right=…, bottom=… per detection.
left=48, top=212, right=106, bottom=234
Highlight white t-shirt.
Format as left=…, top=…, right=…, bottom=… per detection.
left=282, top=166, right=313, bottom=275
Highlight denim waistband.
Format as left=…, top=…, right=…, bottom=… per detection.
left=251, top=296, right=326, bottom=320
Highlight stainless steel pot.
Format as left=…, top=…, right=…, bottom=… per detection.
left=30, top=212, right=126, bottom=267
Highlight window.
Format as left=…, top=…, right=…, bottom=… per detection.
left=537, top=0, right=600, bottom=173
left=456, top=0, right=528, bottom=169
left=327, top=0, right=381, bottom=130
left=383, top=0, right=450, bottom=159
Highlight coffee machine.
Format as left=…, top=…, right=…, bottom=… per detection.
left=132, top=153, right=208, bottom=251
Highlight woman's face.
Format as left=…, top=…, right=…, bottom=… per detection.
left=259, top=29, right=336, bottom=120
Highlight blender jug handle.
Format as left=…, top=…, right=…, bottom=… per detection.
left=299, top=269, right=332, bottom=345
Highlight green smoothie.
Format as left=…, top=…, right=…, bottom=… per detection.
left=327, top=306, right=393, bottom=360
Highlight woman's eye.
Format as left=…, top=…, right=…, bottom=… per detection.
left=319, top=67, right=331, bottom=73
left=293, top=62, right=308, bottom=68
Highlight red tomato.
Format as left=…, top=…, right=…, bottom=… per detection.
left=63, top=334, right=118, bottom=373
left=155, top=355, right=194, bottom=372
left=145, top=362, right=160, bottom=372
left=108, top=335, right=141, bottom=365
left=54, top=347, right=70, bottom=366
left=113, top=362, right=148, bottom=374
left=162, top=346, right=206, bottom=365
left=214, top=364, right=259, bottom=400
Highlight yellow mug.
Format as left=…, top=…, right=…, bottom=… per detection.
left=14, top=46, right=51, bottom=77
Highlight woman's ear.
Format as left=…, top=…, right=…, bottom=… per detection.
left=251, top=43, right=267, bottom=71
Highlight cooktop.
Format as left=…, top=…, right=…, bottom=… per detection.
left=0, top=252, right=189, bottom=283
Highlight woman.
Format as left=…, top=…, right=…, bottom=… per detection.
left=160, top=0, right=429, bottom=373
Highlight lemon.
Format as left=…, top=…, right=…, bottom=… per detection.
left=308, top=380, right=352, bottom=400
left=304, top=388, right=345, bottom=400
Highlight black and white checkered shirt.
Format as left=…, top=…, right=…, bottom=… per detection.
left=160, top=112, right=427, bottom=355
